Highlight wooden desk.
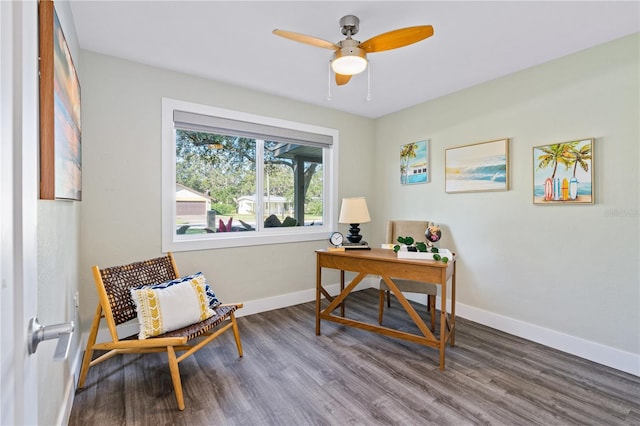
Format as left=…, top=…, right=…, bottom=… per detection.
left=315, top=248, right=456, bottom=370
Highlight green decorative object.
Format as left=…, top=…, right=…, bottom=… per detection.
left=395, top=235, right=451, bottom=263
left=394, top=236, right=429, bottom=252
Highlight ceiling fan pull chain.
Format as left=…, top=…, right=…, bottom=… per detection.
left=327, top=61, right=333, bottom=101
left=366, top=62, right=372, bottom=101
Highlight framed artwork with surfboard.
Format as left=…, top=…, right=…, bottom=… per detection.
left=533, top=138, right=594, bottom=205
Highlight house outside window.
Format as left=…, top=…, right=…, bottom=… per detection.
left=236, top=195, right=291, bottom=216
left=162, top=98, right=338, bottom=251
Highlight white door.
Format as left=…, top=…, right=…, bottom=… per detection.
left=1, top=1, right=40, bottom=424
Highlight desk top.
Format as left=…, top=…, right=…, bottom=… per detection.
left=316, top=247, right=455, bottom=269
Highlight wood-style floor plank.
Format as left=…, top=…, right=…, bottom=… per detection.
left=69, top=289, right=640, bottom=425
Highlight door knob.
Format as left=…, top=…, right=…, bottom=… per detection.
left=27, top=317, right=74, bottom=361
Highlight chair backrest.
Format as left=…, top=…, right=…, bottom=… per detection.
left=95, top=254, right=179, bottom=326
left=385, top=220, right=433, bottom=245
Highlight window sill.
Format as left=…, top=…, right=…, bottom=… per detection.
left=162, top=227, right=330, bottom=252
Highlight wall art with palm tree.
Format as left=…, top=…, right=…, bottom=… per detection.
left=400, top=140, right=429, bottom=185
left=533, top=138, right=594, bottom=204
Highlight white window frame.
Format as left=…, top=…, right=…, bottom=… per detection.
left=162, top=98, right=339, bottom=252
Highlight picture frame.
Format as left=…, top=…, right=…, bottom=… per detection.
left=533, top=138, right=594, bottom=205
left=39, top=0, right=82, bottom=200
left=400, top=140, right=429, bottom=185
left=445, top=138, right=509, bottom=193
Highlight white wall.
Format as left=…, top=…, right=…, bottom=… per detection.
left=373, top=34, right=639, bottom=372
left=77, top=51, right=375, bottom=325
left=36, top=1, right=82, bottom=424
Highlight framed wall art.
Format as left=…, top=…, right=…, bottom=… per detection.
left=533, top=138, right=594, bottom=205
left=445, top=138, right=509, bottom=193
left=39, top=0, right=82, bottom=200
left=400, top=140, right=429, bottom=185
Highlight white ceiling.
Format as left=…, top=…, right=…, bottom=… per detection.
left=69, top=1, right=639, bottom=119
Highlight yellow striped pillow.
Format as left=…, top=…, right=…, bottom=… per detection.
left=130, top=275, right=215, bottom=339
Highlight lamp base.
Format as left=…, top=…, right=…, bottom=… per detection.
left=346, top=223, right=363, bottom=244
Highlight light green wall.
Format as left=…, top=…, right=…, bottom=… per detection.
left=37, top=202, right=79, bottom=422
left=36, top=1, right=81, bottom=423
left=373, top=33, right=639, bottom=354
left=77, top=51, right=375, bottom=325
left=78, top=33, right=638, bottom=372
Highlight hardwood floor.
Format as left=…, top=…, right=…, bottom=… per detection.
left=69, top=289, right=640, bottom=425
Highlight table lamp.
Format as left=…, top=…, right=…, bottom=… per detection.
left=338, top=197, right=371, bottom=244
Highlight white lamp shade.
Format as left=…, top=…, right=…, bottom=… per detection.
left=338, top=197, right=371, bottom=224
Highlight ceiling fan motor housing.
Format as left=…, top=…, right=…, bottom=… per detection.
left=339, top=15, right=360, bottom=36
left=333, top=38, right=367, bottom=75
left=336, top=38, right=366, bottom=60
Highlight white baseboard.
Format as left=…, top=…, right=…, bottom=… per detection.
left=56, top=338, right=83, bottom=426
left=237, top=276, right=378, bottom=317
left=453, top=301, right=640, bottom=377
left=401, top=292, right=639, bottom=376
left=78, top=276, right=638, bottom=397
left=84, top=277, right=379, bottom=348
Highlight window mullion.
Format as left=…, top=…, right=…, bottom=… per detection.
left=255, top=139, right=265, bottom=231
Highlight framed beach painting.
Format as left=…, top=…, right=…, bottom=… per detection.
left=445, top=138, right=509, bottom=193
left=400, top=140, right=429, bottom=185
left=533, top=138, right=594, bottom=205
left=39, top=0, right=82, bottom=200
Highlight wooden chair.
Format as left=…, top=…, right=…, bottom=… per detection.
left=378, top=220, right=437, bottom=331
left=77, top=252, right=243, bottom=411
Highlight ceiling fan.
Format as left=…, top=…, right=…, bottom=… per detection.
left=273, top=15, right=434, bottom=86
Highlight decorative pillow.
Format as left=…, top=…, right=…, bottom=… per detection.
left=130, top=276, right=215, bottom=339
left=138, top=272, right=221, bottom=308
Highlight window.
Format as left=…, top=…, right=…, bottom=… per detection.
left=162, top=98, right=338, bottom=251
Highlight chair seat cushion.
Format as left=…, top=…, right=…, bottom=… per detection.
left=379, top=278, right=438, bottom=295
left=161, top=304, right=238, bottom=340
left=131, top=275, right=215, bottom=339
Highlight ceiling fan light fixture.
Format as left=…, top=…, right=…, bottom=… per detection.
left=331, top=47, right=367, bottom=75
left=274, top=15, right=434, bottom=85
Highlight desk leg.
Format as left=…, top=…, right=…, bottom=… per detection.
left=316, top=260, right=322, bottom=335
left=451, top=260, right=456, bottom=347
left=439, top=281, right=447, bottom=370
left=340, top=270, right=345, bottom=317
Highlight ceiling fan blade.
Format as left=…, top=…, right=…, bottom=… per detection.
left=335, top=73, right=352, bottom=86
left=359, top=25, right=434, bottom=53
left=272, top=29, right=338, bottom=50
